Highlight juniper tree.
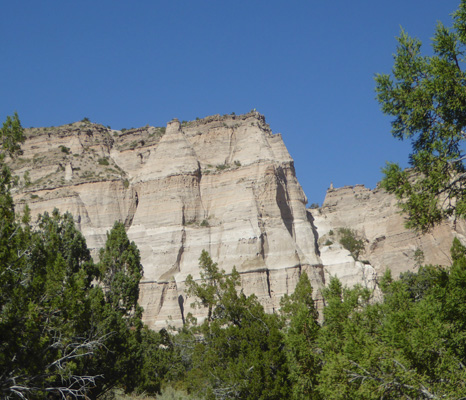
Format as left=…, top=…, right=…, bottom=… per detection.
left=376, top=0, right=466, bottom=231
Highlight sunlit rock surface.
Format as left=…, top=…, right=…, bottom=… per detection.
left=12, top=113, right=463, bottom=329
left=11, top=113, right=327, bottom=329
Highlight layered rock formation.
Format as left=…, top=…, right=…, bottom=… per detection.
left=10, top=113, right=328, bottom=329
left=311, top=184, right=466, bottom=280
left=10, top=113, right=464, bottom=329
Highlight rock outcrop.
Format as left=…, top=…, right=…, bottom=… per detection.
left=311, top=184, right=466, bottom=280
left=10, top=113, right=328, bottom=329
left=11, top=113, right=464, bottom=329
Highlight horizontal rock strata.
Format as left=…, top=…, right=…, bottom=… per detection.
left=311, top=184, right=466, bottom=280
left=12, top=113, right=461, bottom=329
left=11, top=113, right=330, bottom=329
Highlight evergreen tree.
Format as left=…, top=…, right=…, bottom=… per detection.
left=184, top=251, right=291, bottom=400
left=0, top=114, right=147, bottom=399
left=98, top=221, right=143, bottom=318
left=376, top=0, right=466, bottom=231
left=280, top=272, right=321, bottom=399
left=84, top=221, right=144, bottom=398
left=316, top=267, right=466, bottom=399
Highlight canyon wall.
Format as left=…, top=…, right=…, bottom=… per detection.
left=10, top=113, right=329, bottom=329
left=10, top=112, right=464, bottom=329
left=311, top=184, right=466, bottom=282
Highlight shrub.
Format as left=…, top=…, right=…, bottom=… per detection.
left=200, top=219, right=209, bottom=227
left=234, top=160, right=241, bottom=167
left=59, top=145, right=71, bottom=154
left=81, top=117, right=90, bottom=123
left=338, top=228, right=365, bottom=260
left=98, top=157, right=109, bottom=166
left=216, top=164, right=229, bottom=171
left=23, top=171, right=31, bottom=187
left=414, top=248, right=425, bottom=267
left=309, top=203, right=320, bottom=209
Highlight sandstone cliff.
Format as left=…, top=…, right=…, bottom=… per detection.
left=10, top=113, right=462, bottom=329
left=10, top=113, right=330, bottom=329
left=311, top=184, right=466, bottom=281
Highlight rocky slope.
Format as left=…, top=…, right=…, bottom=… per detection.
left=9, top=113, right=464, bottom=329
left=311, top=184, right=466, bottom=281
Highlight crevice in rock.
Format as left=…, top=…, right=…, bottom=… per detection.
left=174, top=228, right=186, bottom=272
left=157, top=283, right=168, bottom=315
left=276, top=168, right=294, bottom=238
left=265, top=269, right=272, bottom=298
left=196, top=162, right=208, bottom=222
left=178, top=294, right=185, bottom=325
left=225, top=129, right=237, bottom=165
left=307, top=210, right=321, bottom=257
left=124, top=189, right=139, bottom=229
left=251, top=182, right=268, bottom=261
left=259, top=231, right=267, bottom=260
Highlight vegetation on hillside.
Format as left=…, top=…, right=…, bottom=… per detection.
left=4, top=2, right=466, bottom=397
left=376, top=0, right=466, bottom=232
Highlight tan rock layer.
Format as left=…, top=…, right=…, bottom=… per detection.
left=311, top=184, right=466, bottom=280
left=11, top=113, right=327, bottom=328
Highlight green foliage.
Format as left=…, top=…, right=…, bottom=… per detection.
left=98, top=157, right=110, bottom=165
left=0, top=209, right=102, bottom=398
left=99, top=221, right=143, bottom=318
left=413, top=247, right=425, bottom=267
left=184, top=251, right=291, bottom=399
left=59, top=145, right=71, bottom=154
left=338, top=228, right=365, bottom=260
left=281, top=273, right=321, bottom=399
left=0, top=207, right=148, bottom=399
left=23, top=170, right=31, bottom=187
left=309, top=203, right=319, bottom=209
left=376, top=1, right=466, bottom=231
left=216, top=163, right=229, bottom=171
left=314, top=242, right=466, bottom=399
left=1, top=112, right=24, bottom=158
left=81, top=117, right=91, bottom=123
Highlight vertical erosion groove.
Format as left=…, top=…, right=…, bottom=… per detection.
left=157, top=283, right=168, bottom=315
left=265, top=269, right=272, bottom=298
left=307, top=210, right=321, bottom=257
left=124, top=189, right=139, bottom=229
left=275, top=167, right=294, bottom=238
left=174, top=229, right=186, bottom=273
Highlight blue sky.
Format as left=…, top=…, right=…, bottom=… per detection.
left=0, top=1, right=461, bottom=205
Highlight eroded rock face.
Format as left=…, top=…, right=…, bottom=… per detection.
left=311, top=184, right=466, bottom=280
left=11, top=113, right=329, bottom=329
left=14, top=114, right=459, bottom=329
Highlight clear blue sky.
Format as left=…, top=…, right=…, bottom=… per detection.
left=0, top=1, right=461, bottom=205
